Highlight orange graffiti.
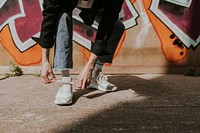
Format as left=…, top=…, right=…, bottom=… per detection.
left=143, top=0, right=188, bottom=62
left=131, top=0, right=136, bottom=3
left=0, top=25, right=41, bottom=66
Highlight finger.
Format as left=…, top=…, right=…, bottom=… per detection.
left=48, top=72, right=56, bottom=82
left=86, top=79, right=91, bottom=87
left=42, top=76, right=50, bottom=84
left=42, top=73, right=53, bottom=84
left=51, top=71, right=56, bottom=81
left=81, top=79, right=87, bottom=89
left=77, top=77, right=83, bottom=88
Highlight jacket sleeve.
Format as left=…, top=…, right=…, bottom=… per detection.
left=32, top=0, right=76, bottom=48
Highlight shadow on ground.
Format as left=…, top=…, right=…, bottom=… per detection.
left=55, top=75, right=200, bottom=133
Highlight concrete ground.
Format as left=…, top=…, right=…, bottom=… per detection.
left=0, top=74, right=200, bottom=133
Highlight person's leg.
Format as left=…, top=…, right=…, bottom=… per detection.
left=77, top=0, right=125, bottom=89
left=95, top=0, right=124, bottom=42
left=92, top=60, right=104, bottom=78
left=54, top=12, right=74, bottom=105
left=90, top=19, right=125, bottom=91
left=54, top=12, right=73, bottom=71
left=98, top=19, right=125, bottom=64
left=93, top=19, right=125, bottom=75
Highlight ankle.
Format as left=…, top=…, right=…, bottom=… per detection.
left=62, top=77, right=72, bottom=83
left=92, top=69, right=102, bottom=78
left=61, top=70, right=70, bottom=77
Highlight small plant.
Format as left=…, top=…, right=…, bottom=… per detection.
left=5, top=61, right=23, bottom=77
left=34, top=71, right=41, bottom=77
left=185, top=66, right=199, bottom=77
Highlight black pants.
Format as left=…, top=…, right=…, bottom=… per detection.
left=79, top=0, right=125, bottom=56
left=80, top=0, right=124, bottom=41
left=94, top=7, right=125, bottom=63
left=98, top=18, right=125, bottom=63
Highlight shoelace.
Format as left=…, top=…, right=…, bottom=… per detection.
left=96, top=72, right=108, bottom=84
left=56, top=79, right=75, bottom=85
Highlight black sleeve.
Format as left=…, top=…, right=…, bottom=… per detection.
left=32, top=0, right=77, bottom=48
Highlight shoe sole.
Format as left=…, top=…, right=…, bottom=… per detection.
left=54, top=101, right=73, bottom=106
left=89, top=81, right=117, bottom=92
left=54, top=98, right=73, bottom=106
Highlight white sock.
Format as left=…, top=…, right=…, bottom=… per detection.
left=92, top=60, right=104, bottom=78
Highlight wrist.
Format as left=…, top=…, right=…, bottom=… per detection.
left=42, top=48, right=50, bottom=62
left=87, top=53, right=98, bottom=65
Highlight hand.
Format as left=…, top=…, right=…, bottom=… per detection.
left=78, top=53, right=98, bottom=89
left=41, top=60, right=56, bottom=84
left=77, top=63, right=94, bottom=89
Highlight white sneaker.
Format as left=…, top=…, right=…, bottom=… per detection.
left=54, top=77, right=73, bottom=105
left=89, top=72, right=117, bottom=92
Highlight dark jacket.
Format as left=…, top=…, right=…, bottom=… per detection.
left=80, top=0, right=124, bottom=41
left=79, top=0, right=124, bottom=56
left=32, top=0, right=78, bottom=48
left=32, top=0, right=124, bottom=56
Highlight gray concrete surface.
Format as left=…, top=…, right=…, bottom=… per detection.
left=0, top=74, right=200, bottom=133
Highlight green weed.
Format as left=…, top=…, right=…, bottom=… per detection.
left=5, top=61, right=23, bottom=77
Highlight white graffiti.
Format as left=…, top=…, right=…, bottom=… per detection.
left=0, top=0, right=6, bottom=8
left=164, top=0, right=192, bottom=7
left=135, top=0, right=152, bottom=48
left=0, top=0, right=43, bottom=52
left=150, top=0, right=200, bottom=48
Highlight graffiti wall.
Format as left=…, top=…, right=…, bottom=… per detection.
left=0, top=0, right=200, bottom=74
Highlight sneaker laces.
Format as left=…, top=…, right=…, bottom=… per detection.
left=96, top=72, right=109, bottom=84
left=56, top=79, right=75, bottom=85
